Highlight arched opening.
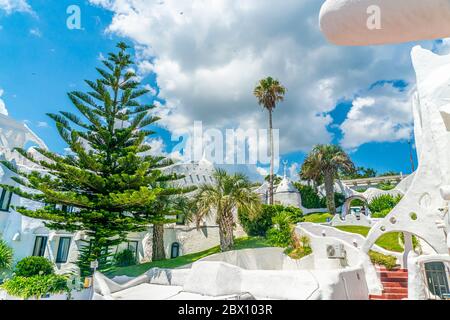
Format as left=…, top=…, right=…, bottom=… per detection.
left=342, top=195, right=369, bottom=220
left=170, top=242, right=180, bottom=259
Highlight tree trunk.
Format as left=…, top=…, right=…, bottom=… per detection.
left=152, top=223, right=166, bottom=261
left=324, top=170, right=336, bottom=215
left=218, top=211, right=234, bottom=251
left=268, top=110, right=274, bottom=205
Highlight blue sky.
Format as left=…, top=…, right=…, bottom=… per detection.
left=0, top=0, right=426, bottom=181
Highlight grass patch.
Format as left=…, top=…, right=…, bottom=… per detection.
left=303, top=212, right=333, bottom=223
left=335, top=226, right=404, bottom=252
left=108, top=237, right=271, bottom=277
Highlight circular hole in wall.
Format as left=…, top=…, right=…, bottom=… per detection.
left=380, top=226, right=386, bottom=232
left=389, top=217, right=397, bottom=224
left=410, top=212, right=418, bottom=220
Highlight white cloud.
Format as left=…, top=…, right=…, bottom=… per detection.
left=340, top=83, right=414, bottom=149
left=0, top=0, right=33, bottom=14
left=288, top=162, right=300, bottom=180
left=89, top=0, right=432, bottom=157
left=37, top=121, right=48, bottom=128
left=0, top=88, right=8, bottom=116
left=29, top=28, right=42, bottom=37
left=256, top=166, right=268, bottom=178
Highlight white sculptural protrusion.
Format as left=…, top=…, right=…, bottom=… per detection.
left=319, top=0, right=450, bottom=46
left=362, top=47, right=450, bottom=255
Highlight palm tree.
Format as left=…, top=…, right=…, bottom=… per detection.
left=195, top=169, right=261, bottom=251
left=301, top=145, right=355, bottom=215
left=254, top=77, right=286, bottom=204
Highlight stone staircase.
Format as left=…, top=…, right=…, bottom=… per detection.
left=369, top=267, right=408, bottom=300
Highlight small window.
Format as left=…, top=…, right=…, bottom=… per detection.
left=56, top=237, right=71, bottom=263
left=203, top=175, right=207, bottom=182
left=0, top=188, right=13, bottom=212
left=171, top=242, right=180, bottom=259
left=176, top=214, right=186, bottom=225
left=32, top=236, right=48, bottom=257
left=127, top=241, right=139, bottom=260
left=61, top=205, right=74, bottom=213
left=189, top=175, right=194, bottom=184
left=196, top=175, right=200, bottom=182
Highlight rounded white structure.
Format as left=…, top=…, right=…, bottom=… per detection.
left=320, top=0, right=450, bottom=46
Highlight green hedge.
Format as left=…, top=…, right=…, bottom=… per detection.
left=369, top=251, right=397, bottom=270
left=294, top=184, right=345, bottom=209
left=368, top=194, right=402, bottom=214
left=1, top=274, right=69, bottom=299
left=14, top=256, right=54, bottom=277
left=239, top=204, right=303, bottom=237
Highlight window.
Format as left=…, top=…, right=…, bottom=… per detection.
left=56, top=237, right=71, bottom=263
left=425, top=262, right=450, bottom=299
left=32, top=236, right=48, bottom=257
left=196, top=174, right=200, bottom=182
left=189, top=175, right=194, bottom=184
left=203, top=175, right=207, bottom=182
left=0, top=188, right=12, bottom=212
left=127, top=241, right=139, bottom=260
left=176, top=214, right=186, bottom=225
left=61, top=205, right=74, bottom=213
left=171, top=242, right=180, bottom=259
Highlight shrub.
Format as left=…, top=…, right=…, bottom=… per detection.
left=285, top=236, right=312, bottom=260
left=266, top=211, right=293, bottom=247
left=0, top=240, right=13, bottom=270
left=239, top=204, right=303, bottom=236
left=295, top=185, right=325, bottom=208
left=369, top=251, right=397, bottom=270
left=378, top=182, right=396, bottom=191
left=1, top=274, right=69, bottom=299
left=14, top=256, right=54, bottom=277
left=238, top=205, right=277, bottom=236
left=368, top=194, right=402, bottom=214
left=295, top=184, right=345, bottom=209
left=114, top=249, right=136, bottom=267
left=371, top=208, right=392, bottom=218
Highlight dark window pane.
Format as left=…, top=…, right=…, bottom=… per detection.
left=32, top=236, right=48, bottom=256
left=0, top=189, right=12, bottom=211
left=127, top=241, right=138, bottom=260
left=56, top=237, right=71, bottom=263
left=171, top=242, right=180, bottom=259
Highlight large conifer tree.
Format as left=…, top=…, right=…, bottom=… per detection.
left=0, top=43, right=175, bottom=275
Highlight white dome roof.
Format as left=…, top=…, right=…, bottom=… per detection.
left=275, top=177, right=298, bottom=193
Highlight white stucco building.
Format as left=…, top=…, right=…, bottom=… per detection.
left=0, top=118, right=247, bottom=273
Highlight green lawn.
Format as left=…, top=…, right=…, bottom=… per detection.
left=335, top=226, right=404, bottom=252
left=303, top=212, right=333, bottom=223
left=109, top=237, right=271, bottom=277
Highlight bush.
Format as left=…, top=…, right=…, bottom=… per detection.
left=371, top=208, right=392, bottom=218
left=114, top=249, right=136, bottom=267
left=368, top=194, right=402, bottom=214
left=295, top=185, right=325, bottom=208
left=0, top=240, right=13, bottom=270
left=1, top=274, right=69, bottom=299
left=239, top=204, right=303, bottom=236
left=378, top=182, right=396, bottom=191
left=14, top=256, right=54, bottom=277
left=285, top=236, right=312, bottom=260
left=238, top=205, right=277, bottom=236
left=369, top=251, right=397, bottom=270
left=266, top=211, right=294, bottom=247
